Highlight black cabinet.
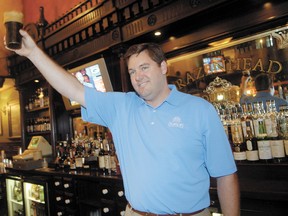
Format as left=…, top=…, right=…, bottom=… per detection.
left=0, top=174, right=7, bottom=216
left=210, top=163, right=288, bottom=215
left=19, top=79, right=56, bottom=150
left=17, top=77, right=71, bottom=157
left=77, top=178, right=126, bottom=216
left=5, top=162, right=288, bottom=216
left=52, top=176, right=78, bottom=216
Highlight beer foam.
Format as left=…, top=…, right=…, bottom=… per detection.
left=3, top=11, right=23, bottom=23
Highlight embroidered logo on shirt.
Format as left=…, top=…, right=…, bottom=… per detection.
left=168, top=116, right=184, bottom=128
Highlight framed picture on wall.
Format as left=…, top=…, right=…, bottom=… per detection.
left=8, top=102, right=21, bottom=138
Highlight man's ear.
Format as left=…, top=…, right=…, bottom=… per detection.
left=160, top=61, right=168, bottom=75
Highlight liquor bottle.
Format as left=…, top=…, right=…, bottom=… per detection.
left=245, top=103, right=255, bottom=136
left=39, top=185, right=45, bottom=202
left=38, top=88, right=45, bottom=107
left=98, top=142, right=106, bottom=174
left=110, top=143, right=117, bottom=174
left=266, top=100, right=286, bottom=163
left=103, top=132, right=109, bottom=151
left=13, top=181, right=22, bottom=202
left=265, top=100, right=278, bottom=138
left=278, top=105, right=288, bottom=158
left=245, top=121, right=259, bottom=162
left=104, top=143, right=112, bottom=175
left=231, top=107, right=246, bottom=161
left=240, top=103, right=248, bottom=138
left=253, top=102, right=272, bottom=163
left=75, top=153, right=83, bottom=169
left=28, top=98, right=34, bottom=110
left=270, top=139, right=286, bottom=163
left=37, top=6, right=49, bottom=39
left=253, top=102, right=267, bottom=139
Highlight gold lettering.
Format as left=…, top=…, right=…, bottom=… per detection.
left=225, top=59, right=232, bottom=73
left=252, top=59, right=265, bottom=72
left=243, top=58, right=252, bottom=70
left=236, top=58, right=241, bottom=70
left=267, top=60, right=282, bottom=74
left=186, top=72, right=195, bottom=84
left=175, top=79, right=186, bottom=89
left=196, top=67, right=205, bottom=79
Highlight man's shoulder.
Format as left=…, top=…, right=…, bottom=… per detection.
left=240, top=95, right=253, bottom=104
left=272, top=96, right=288, bottom=104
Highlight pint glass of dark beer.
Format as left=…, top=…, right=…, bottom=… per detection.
left=4, top=11, right=23, bottom=49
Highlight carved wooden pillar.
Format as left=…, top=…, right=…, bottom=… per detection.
left=119, top=53, right=129, bottom=92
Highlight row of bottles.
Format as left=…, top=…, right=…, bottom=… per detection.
left=30, top=201, right=46, bottom=216
left=0, top=150, right=13, bottom=172
left=29, top=184, right=45, bottom=203
left=55, top=131, right=120, bottom=175
left=25, top=88, right=49, bottom=111
left=13, top=181, right=22, bottom=202
left=277, top=84, right=288, bottom=103
left=13, top=209, right=24, bottom=216
left=26, top=117, right=51, bottom=133
left=215, top=100, right=288, bottom=163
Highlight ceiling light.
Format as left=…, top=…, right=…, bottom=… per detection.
left=154, top=31, right=161, bottom=36
left=169, top=36, right=176, bottom=41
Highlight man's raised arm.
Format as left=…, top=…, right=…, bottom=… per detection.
left=5, top=29, right=85, bottom=107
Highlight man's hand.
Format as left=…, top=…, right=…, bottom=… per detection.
left=4, top=29, right=37, bottom=58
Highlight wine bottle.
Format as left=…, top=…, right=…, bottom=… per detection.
left=245, top=121, right=259, bottom=162
left=278, top=105, right=288, bottom=158
left=231, top=107, right=246, bottom=161
left=266, top=100, right=285, bottom=163
left=104, top=143, right=112, bottom=175
left=98, top=142, right=106, bottom=174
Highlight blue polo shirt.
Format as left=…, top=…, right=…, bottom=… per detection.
left=82, top=85, right=236, bottom=214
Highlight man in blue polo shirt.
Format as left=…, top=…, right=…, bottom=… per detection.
left=6, top=30, right=240, bottom=216
left=240, top=73, right=287, bottom=111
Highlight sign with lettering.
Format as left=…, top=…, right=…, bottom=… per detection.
left=172, top=57, right=283, bottom=89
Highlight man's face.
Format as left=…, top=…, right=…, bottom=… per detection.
left=127, top=50, right=167, bottom=104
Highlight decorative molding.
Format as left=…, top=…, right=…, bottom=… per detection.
left=122, top=0, right=226, bottom=41
left=272, top=29, right=288, bottom=49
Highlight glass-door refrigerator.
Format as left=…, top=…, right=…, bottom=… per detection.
left=6, top=175, right=24, bottom=216
left=22, top=176, right=51, bottom=216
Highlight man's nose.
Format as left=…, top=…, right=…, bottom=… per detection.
left=134, top=70, right=143, bottom=81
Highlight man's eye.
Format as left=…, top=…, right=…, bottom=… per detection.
left=141, top=66, right=149, bottom=71
left=129, top=70, right=135, bottom=75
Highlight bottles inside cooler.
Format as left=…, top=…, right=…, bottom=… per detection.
left=214, top=100, right=288, bottom=163
left=23, top=182, right=47, bottom=216
left=6, top=177, right=24, bottom=216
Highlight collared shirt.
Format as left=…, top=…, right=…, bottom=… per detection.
left=81, top=85, right=236, bottom=214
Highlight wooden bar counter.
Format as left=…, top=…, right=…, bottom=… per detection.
left=1, top=161, right=288, bottom=215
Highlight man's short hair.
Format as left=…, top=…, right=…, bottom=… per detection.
left=124, top=43, right=166, bottom=66
left=254, top=73, right=272, bottom=91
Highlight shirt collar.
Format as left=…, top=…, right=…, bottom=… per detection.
left=255, top=91, right=272, bottom=97
left=137, top=84, right=181, bottom=108
left=165, top=84, right=182, bottom=106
